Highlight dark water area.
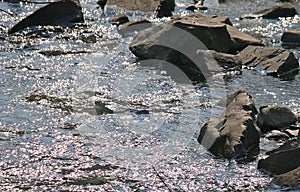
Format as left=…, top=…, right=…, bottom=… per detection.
left=0, top=0, right=299, bottom=191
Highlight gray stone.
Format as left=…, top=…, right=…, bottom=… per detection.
left=239, top=46, right=299, bottom=77
left=8, top=0, right=84, bottom=34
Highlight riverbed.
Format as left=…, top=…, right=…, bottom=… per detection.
left=0, top=0, right=299, bottom=191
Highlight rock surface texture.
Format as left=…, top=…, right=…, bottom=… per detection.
left=239, top=46, right=299, bottom=77
left=198, top=90, right=260, bottom=160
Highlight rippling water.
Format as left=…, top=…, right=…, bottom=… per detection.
left=0, top=0, right=299, bottom=191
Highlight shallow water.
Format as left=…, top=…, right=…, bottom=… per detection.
left=0, top=0, right=299, bottom=191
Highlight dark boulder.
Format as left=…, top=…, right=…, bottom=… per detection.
left=154, top=0, right=176, bottom=18
left=198, top=90, right=260, bottom=160
left=8, top=0, right=84, bottom=34
left=108, top=14, right=129, bottom=26
left=169, top=15, right=231, bottom=53
left=257, top=106, right=298, bottom=133
left=281, top=30, right=300, bottom=47
left=239, top=46, right=299, bottom=77
left=272, top=167, right=300, bottom=189
left=242, top=3, right=298, bottom=19
left=129, top=23, right=243, bottom=82
left=169, top=14, right=262, bottom=53
left=258, top=140, right=300, bottom=175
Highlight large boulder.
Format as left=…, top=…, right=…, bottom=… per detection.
left=8, top=0, right=84, bottom=34
left=239, top=46, right=299, bottom=77
left=271, top=167, right=300, bottom=189
left=198, top=90, right=260, bottom=160
left=242, top=3, right=298, bottom=19
left=257, top=106, right=298, bottom=133
left=258, top=140, right=300, bottom=175
left=129, top=23, right=243, bottom=82
left=169, top=14, right=232, bottom=53
left=169, top=14, right=263, bottom=53
left=281, top=30, right=300, bottom=47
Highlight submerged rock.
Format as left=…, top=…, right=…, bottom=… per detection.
left=281, top=30, right=300, bottom=48
left=239, top=45, right=299, bottom=77
left=198, top=90, right=260, bottom=160
left=8, top=0, right=84, bottom=34
left=154, top=0, right=176, bottom=18
left=242, top=3, right=298, bottom=19
left=272, top=167, right=300, bottom=189
left=258, top=140, right=300, bottom=175
left=257, top=106, right=298, bottom=133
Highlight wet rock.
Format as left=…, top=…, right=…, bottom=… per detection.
left=242, top=3, right=298, bottom=19
left=129, top=23, right=243, bottom=82
left=107, top=0, right=161, bottom=12
left=109, top=14, right=129, bottom=26
left=226, top=25, right=263, bottom=54
left=8, top=0, right=84, bottom=34
left=257, top=106, right=298, bottom=133
left=272, top=167, right=300, bottom=189
left=118, top=19, right=152, bottom=36
left=169, top=14, right=261, bottom=53
left=198, top=90, right=260, bottom=160
left=239, top=46, right=299, bottom=77
left=169, top=14, right=232, bottom=53
left=154, top=0, right=176, bottom=18
left=258, top=141, right=300, bottom=175
left=281, top=30, right=300, bottom=48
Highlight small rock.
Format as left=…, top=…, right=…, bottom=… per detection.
left=108, top=14, right=129, bottom=26
left=242, top=3, right=298, bottom=19
left=257, top=106, right=298, bottom=133
left=8, top=0, right=84, bottom=34
left=281, top=30, right=300, bottom=48
left=154, top=0, right=176, bottom=18
left=239, top=46, right=299, bottom=77
left=272, top=167, right=300, bottom=189
left=207, top=50, right=242, bottom=72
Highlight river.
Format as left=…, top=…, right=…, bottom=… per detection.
left=0, top=0, right=299, bottom=191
